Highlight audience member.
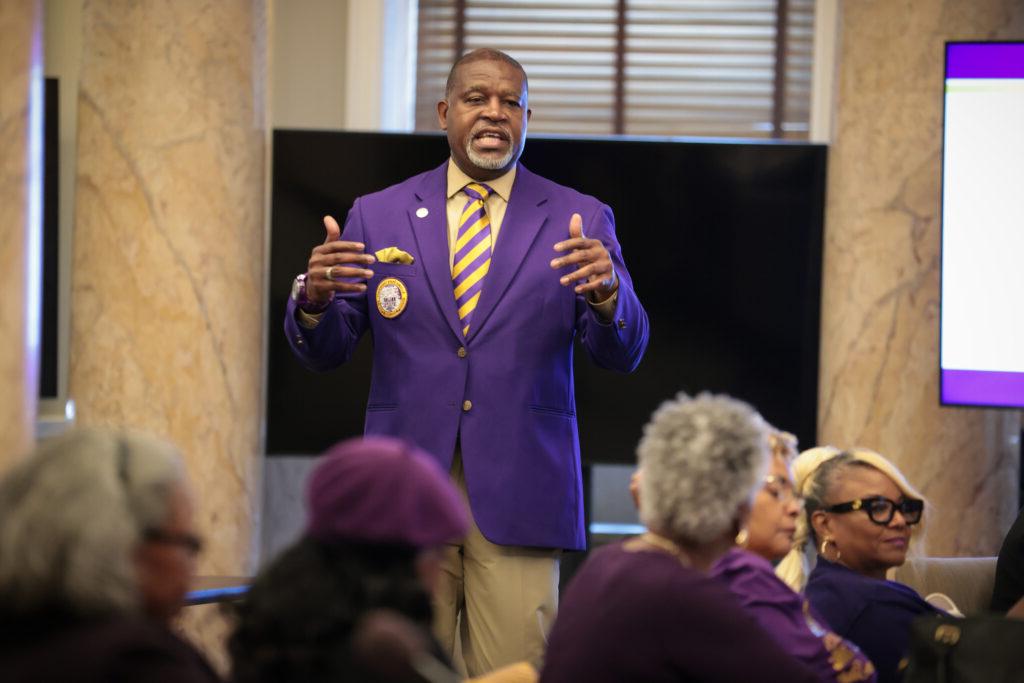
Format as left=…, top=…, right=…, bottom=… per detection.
left=777, top=447, right=939, bottom=683
left=230, top=436, right=465, bottom=682
left=991, top=506, right=1024, bottom=613
left=229, top=436, right=536, bottom=683
left=0, top=428, right=219, bottom=682
left=711, top=432, right=877, bottom=682
left=540, top=392, right=820, bottom=683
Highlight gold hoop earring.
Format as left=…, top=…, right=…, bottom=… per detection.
left=735, top=528, right=749, bottom=547
left=820, top=537, right=841, bottom=562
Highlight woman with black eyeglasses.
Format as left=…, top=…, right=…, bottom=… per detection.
left=776, top=447, right=941, bottom=683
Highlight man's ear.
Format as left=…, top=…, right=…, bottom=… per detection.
left=437, top=100, right=449, bottom=130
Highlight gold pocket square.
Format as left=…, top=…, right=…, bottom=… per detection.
left=374, top=247, right=415, bottom=265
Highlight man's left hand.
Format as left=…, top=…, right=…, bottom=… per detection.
left=551, top=213, right=618, bottom=302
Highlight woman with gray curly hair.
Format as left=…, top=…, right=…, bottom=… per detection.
left=0, top=428, right=219, bottom=682
left=540, top=392, right=819, bottom=683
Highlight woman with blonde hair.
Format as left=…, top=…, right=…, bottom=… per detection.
left=776, top=447, right=941, bottom=683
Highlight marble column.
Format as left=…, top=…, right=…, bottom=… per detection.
left=820, top=0, right=1024, bottom=556
left=0, top=1, right=43, bottom=469
left=69, top=0, right=267, bottom=660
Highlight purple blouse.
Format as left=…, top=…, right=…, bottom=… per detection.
left=540, top=539, right=821, bottom=683
left=712, top=548, right=877, bottom=682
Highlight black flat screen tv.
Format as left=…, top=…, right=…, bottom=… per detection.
left=267, top=131, right=826, bottom=464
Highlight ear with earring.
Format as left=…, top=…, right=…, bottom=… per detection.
left=735, top=528, right=749, bottom=547
left=820, top=537, right=841, bottom=562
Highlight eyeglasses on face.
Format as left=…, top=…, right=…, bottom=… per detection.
left=763, top=475, right=800, bottom=504
left=143, top=528, right=204, bottom=555
left=823, top=496, right=923, bottom=526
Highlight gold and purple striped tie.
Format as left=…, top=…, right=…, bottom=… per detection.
left=452, top=182, right=493, bottom=337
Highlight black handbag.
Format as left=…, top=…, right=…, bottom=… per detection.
left=901, top=614, right=1024, bottom=683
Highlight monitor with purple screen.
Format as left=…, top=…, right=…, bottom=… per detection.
left=940, top=42, right=1024, bottom=408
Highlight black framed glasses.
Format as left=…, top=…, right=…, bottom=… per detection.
left=823, top=496, right=923, bottom=526
left=143, top=528, right=204, bottom=555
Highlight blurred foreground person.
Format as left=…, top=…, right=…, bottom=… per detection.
left=992, top=506, right=1024, bottom=613
left=229, top=436, right=535, bottom=683
left=711, top=432, right=876, bottom=681
left=0, top=428, right=218, bottom=682
left=777, top=447, right=939, bottom=683
left=540, top=393, right=819, bottom=683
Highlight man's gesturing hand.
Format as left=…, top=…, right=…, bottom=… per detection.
left=305, top=215, right=376, bottom=304
left=550, top=213, right=617, bottom=302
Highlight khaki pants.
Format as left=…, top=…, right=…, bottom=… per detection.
left=433, top=452, right=560, bottom=677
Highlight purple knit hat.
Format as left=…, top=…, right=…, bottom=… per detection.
left=305, top=436, right=469, bottom=547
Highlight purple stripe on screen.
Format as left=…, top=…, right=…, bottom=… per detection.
left=947, top=43, right=1024, bottom=79
left=942, top=368, right=1024, bottom=408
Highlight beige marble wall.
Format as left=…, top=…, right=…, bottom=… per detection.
left=0, top=1, right=42, bottom=469
left=821, top=0, right=1024, bottom=556
left=70, top=0, right=267, bottom=587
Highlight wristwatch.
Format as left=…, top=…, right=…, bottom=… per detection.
left=290, top=273, right=331, bottom=313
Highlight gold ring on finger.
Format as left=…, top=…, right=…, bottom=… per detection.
left=326, top=266, right=334, bottom=281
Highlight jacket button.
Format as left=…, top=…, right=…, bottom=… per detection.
left=457, top=346, right=467, bottom=358
left=295, top=336, right=304, bottom=346
left=462, top=400, right=472, bottom=412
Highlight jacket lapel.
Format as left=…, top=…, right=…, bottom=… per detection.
left=466, top=164, right=549, bottom=343
left=408, top=162, right=464, bottom=342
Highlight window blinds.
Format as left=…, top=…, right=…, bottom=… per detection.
left=414, top=0, right=813, bottom=139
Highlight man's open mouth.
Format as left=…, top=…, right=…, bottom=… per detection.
left=473, top=129, right=509, bottom=148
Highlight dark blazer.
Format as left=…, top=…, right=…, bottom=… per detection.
left=0, top=611, right=221, bottom=682
left=991, top=506, right=1024, bottom=612
left=806, top=557, right=942, bottom=683
left=285, top=161, right=649, bottom=550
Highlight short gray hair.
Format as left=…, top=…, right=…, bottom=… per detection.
left=638, top=392, right=769, bottom=544
left=0, top=427, right=183, bottom=615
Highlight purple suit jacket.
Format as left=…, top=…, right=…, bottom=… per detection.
left=285, top=161, right=648, bottom=550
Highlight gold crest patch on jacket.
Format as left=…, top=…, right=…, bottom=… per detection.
left=376, top=277, right=408, bottom=318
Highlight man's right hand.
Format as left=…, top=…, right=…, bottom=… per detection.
left=305, top=215, right=376, bottom=303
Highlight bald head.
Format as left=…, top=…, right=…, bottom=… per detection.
left=445, top=48, right=528, bottom=99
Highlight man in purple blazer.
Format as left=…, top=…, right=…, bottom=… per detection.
left=284, top=49, right=648, bottom=675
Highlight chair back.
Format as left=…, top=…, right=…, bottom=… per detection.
left=893, top=557, right=998, bottom=616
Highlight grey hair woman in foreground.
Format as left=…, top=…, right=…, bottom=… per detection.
left=540, top=392, right=820, bottom=683
left=0, top=427, right=220, bottom=682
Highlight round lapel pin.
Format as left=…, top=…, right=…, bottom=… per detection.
left=376, top=277, right=408, bottom=318
left=416, top=207, right=429, bottom=218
